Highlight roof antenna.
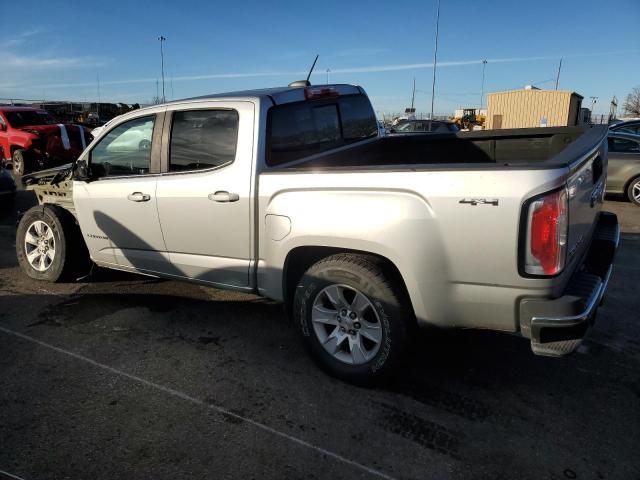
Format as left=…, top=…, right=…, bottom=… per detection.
left=289, top=54, right=319, bottom=88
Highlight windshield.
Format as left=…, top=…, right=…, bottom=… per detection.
left=4, top=110, right=57, bottom=127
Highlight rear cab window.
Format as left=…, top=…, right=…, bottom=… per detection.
left=267, top=94, right=378, bottom=166
left=169, top=109, right=239, bottom=172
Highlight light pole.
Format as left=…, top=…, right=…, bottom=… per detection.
left=158, top=35, right=166, bottom=102
left=326, top=68, right=331, bottom=84
left=430, top=0, right=441, bottom=123
left=480, top=59, right=487, bottom=110
left=590, top=96, right=598, bottom=123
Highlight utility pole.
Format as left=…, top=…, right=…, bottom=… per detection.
left=555, top=58, right=562, bottom=90
left=97, top=73, right=101, bottom=119
left=156, top=79, right=159, bottom=102
left=480, top=59, right=487, bottom=110
left=411, top=77, right=416, bottom=110
left=158, top=35, right=166, bottom=102
left=429, top=0, right=441, bottom=123
left=326, top=68, right=330, bottom=84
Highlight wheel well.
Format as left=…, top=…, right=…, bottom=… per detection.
left=10, top=145, right=23, bottom=156
left=282, top=246, right=415, bottom=322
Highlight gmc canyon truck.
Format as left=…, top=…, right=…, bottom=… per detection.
left=16, top=83, right=619, bottom=384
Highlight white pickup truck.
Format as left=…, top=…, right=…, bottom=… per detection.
left=18, top=83, right=619, bottom=384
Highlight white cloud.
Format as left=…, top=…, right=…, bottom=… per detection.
left=3, top=53, right=103, bottom=69
left=0, top=28, right=44, bottom=48
left=1, top=50, right=637, bottom=92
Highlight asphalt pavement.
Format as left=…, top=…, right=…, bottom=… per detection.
left=1, top=189, right=639, bottom=480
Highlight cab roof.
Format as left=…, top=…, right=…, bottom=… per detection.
left=161, top=84, right=364, bottom=107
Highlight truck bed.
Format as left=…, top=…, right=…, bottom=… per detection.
left=276, top=126, right=606, bottom=170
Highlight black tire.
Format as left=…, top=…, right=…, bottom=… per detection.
left=16, top=205, right=90, bottom=282
left=626, top=176, right=640, bottom=206
left=293, top=253, right=411, bottom=385
left=12, top=149, right=30, bottom=176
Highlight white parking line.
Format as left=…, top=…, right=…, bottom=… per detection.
left=0, top=326, right=396, bottom=480
left=0, top=469, right=27, bottom=480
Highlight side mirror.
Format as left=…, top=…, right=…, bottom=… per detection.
left=73, top=159, right=91, bottom=181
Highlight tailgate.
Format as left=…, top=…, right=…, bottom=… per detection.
left=565, top=130, right=607, bottom=267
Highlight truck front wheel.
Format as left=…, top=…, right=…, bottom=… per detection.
left=12, top=149, right=30, bottom=176
left=293, top=254, right=410, bottom=385
left=16, top=206, right=89, bottom=282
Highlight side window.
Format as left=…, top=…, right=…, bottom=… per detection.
left=169, top=109, right=239, bottom=172
left=90, top=115, right=155, bottom=177
left=609, top=137, right=640, bottom=153
left=618, top=125, right=640, bottom=135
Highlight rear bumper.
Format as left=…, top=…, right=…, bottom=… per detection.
left=519, top=211, right=619, bottom=357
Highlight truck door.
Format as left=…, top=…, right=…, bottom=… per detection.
left=155, top=102, right=254, bottom=288
left=73, top=111, right=172, bottom=273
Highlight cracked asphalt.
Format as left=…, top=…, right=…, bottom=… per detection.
left=1, top=189, right=639, bottom=480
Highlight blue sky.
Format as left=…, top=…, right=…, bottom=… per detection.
left=1, top=0, right=639, bottom=116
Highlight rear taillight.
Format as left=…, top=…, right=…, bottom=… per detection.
left=525, top=188, right=568, bottom=275
left=304, top=87, right=339, bottom=100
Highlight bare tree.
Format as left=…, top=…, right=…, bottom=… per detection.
left=623, top=87, right=640, bottom=117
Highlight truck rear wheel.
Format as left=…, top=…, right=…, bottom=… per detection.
left=293, top=254, right=410, bottom=385
left=12, top=149, right=30, bottom=176
left=16, top=205, right=89, bottom=282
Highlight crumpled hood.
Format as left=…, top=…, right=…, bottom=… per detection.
left=20, top=124, right=87, bottom=135
left=22, top=163, right=73, bottom=187
left=20, top=124, right=92, bottom=160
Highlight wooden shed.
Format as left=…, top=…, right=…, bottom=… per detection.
left=485, top=87, right=583, bottom=129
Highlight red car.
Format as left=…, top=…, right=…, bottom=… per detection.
left=0, top=106, right=92, bottom=176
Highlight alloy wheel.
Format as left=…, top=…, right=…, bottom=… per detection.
left=311, top=284, right=383, bottom=365
left=24, top=220, right=56, bottom=272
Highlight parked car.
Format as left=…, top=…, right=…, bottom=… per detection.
left=0, top=159, right=17, bottom=211
left=0, top=106, right=93, bottom=176
left=17, top=83, right=618, bottom=384
left=609, top=119, right=640, bottom=136
left=388, top=119, right=459, bottom=133
left=606, top=131, right=640, bottom=206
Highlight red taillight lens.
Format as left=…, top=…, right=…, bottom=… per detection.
left=525, top=189, right=568, bottom=275
left=304, top=87, right=339, bottom=100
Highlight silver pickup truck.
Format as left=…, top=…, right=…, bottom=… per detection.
left=17, top=83, right=619, bottom=384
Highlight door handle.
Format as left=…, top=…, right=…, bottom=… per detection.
left=127, top=192, right=151, bottom=202
left=208, top=191, right=240, bottom=203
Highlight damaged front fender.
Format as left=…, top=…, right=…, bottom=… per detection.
left=22, top=163, right=75, bottom=215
